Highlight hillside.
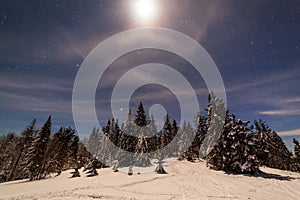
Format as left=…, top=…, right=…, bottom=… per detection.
left=1, top=160, right=300, bottom=200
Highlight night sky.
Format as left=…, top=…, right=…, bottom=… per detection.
left=0, top=0, right=300, bottom=145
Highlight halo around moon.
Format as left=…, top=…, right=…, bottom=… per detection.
left=132, top=0, right=159, bottom=24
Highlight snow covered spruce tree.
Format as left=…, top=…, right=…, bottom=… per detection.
left=158, top=115, right=171, bottom=155
left=69, top=134, right=81, bottom=178
left=7, top=119, right=37, bottom=181
left=121, top=109, right=137, bottom=152
left=181, top=114, right=206, bottom=161
left=200, top=93, right=227, bottom=158
left=292, top=138, right=300, bottom=171
left=134, top=102, right=151, bottom=167
left=25, top=116, right=51, bottom=181
left=177, top=121, right=192, bottom=158
left=155, top=150, right=166, bottom=174
left=44, top=127, right=81, bottom=176
left=96, top=121, right=113, bottom=165
left=117, top=113, right=137, bottom=167
left=135, top=136, right=152, bottom=167
left=251, top=120, right=299, bottom=172
left=294, top=138, right=300, bottom=161
left=87, top=126, right=100, bottom=157
left=101, top=118, right=127, bottom=166
left=134, top=102, right=148, bottom=126
left=145, top=114, right=159, bottom=153
left=154, top=115, right=178, bottom=173
left=154, top=116, right=170, bottom=173
left=40, top=128, right=64, bottom=176
left=206, top=113, right=259, bottom=174
left=110, top=119, right=122, bottom=164
left=158, top=115, right=178, bottom=157
left=85, top=158, right=102, bottom=177
left=0, top=132, right=19, bottom=182
left=170, top=119, right=179, bottom=157
left=77, top=142, right=94, bottom=170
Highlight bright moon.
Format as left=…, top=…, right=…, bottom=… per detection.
left=133, top=0, right=158, bottom=23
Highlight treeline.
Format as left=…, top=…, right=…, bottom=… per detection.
left=1, top=93, right=300, bottom=183
left=86, top=93, right=300, bottom=174
left=0, top=116, right=92, bottom=183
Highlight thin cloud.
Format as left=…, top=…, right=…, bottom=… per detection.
left=0, top=91, right=71, bottom=114
left=226, top=68, right=300, bottom=93
left=278, top=129, right=300, bottom=136
left=259, top=109, right=300, bottom=116
left=284, top=97, right=300, bottom=103
left=0, top=76, right=72, bottom=92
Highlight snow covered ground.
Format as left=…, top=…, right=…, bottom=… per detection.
left=1, top=160, right=300, bottom=200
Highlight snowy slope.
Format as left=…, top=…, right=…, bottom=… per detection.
left=0, top=160, right=300, bottom=200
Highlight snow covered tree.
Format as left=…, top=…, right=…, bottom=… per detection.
left=69, top=134, right=80, bottom=178
left=177, top=121, right=189, bottom=158
left=7, top=119, right=37, bottom=181
left=117, top=122, right=136, bottom=167
left=134, top=136, right=151, bottom=167
left=0, top=132, right=18, bottom=182
left=201, top=92, right=226, bottom=158
left=109, top=119, right=122, bottom=163
left=157, top=115, right=178, bottom=158
left=87, top=126, right=100, bottom=157
left=293, top=138, right=300, bottom=160
left=70, top=168, right=80, bottom=178
left=170, top=119, right=179, bottom=157
left=26, top=116, right=51, bottom=181
left=44, top=127, right=79, bottom=176
left=142, top=114, right=159, bottom=153
left=77, top=142, right=93, bottom=169
left=206, top=114, right=259, bottom=174
left=155, top=151, right=166, bottom=174
left=14, top=119, right=37, bottom=180
left=134, top=102, right=148, bottom=126
left=133, top=103, right=151, bottom=167
left=182, top=114, right=206, bottom=161
left=251, top=120, right=297, bottom=171
left=101, top=119, right=122, bottom=165
left=153, top=116, right=178, bottom=172
left=128, top=166, right=133, bottom=176
left=292, top=138, right=300, bottom=171
left=161, top=115, right=172, bottom=147
left=86, top=158, right=100, bottom=177
left=121, top=111, right=136, bottom=152
left=177, top=121, right=195, bottom=161
left=97, top=121, right=112, bottom=164
left=44, top=128, right=65, bottom=175
left=112, top=161, right=119, bottom=172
